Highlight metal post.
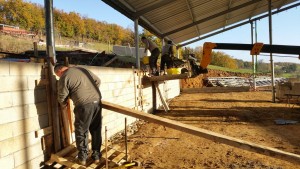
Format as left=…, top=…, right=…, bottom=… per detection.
left=255, top=20, right=258, bottom=77
left=134, top=19, right=140, bottom=69
left=33, top=42, right=38, bottom=57
left=268, top=0, right=275, bottom=102
left=133, top=66, right=137, bottom=109
left=44, top=0, right=61, bottom=152
left=45, top=0, right=56, bottom=63
left=250, top=22, right=256, bottom=90
left=125, top=118, right=128, bottom=161
left=105, top=126, right=108, bottom=169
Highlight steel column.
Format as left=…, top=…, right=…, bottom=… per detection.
left=268, top=0, right=275, bottom=103
left=134, top=19, right=140, bottom=69
left=45, top=0, right=61, bottom=152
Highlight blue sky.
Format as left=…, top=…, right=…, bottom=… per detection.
left=26, top=0, right=300, bottom=64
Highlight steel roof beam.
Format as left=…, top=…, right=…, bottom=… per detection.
left=277, top=0, right=289, bottom=9
left=224, top=0, right=233, bottom=28
left=178, top=2, right=300, bottom=48
left=185, top=0, right=201, bottom=37
left=163, top=0, right=262, bottom=37
left=102, top=0, right=164, bottom=37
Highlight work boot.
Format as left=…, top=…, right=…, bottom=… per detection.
left=92, top=150, right=101, bottom=163
left=75, top=158, right=86, bottom=166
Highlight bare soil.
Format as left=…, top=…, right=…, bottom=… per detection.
left=121, top=91, right=300, bottom=169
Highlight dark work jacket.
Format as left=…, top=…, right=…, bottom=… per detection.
left=57, top=67, right=101, bottom=107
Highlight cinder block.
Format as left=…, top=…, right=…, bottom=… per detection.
left=0, top=62, right=10, bottom=76
left=100, top=83, right=110, bottom=91
left=12, top=115, right=48, bottom=137
left=9, top=62, right=43, bottom=76
left=11, top=89, right=46, bottom=106
left=14, top=155, right=44, bottom=169
left=27, top=75, right=45, bottom=90
left=6, top=105, right=30, bottom=123
left=0, top=137, right=15, bottom=157
left=13, top=132, right=41, bottom=153
left=0, top=131, right=40, bottom=158
left=0, top=154, right=14, bottom=169
left=0, top=123, right=13, bottom=142
left=0, top=107, right=22, bottom=125
left=0, top=76, right=28, bottom=92
left=13, top=142, right=44, bottom=167
left=0, top=92, right=13, bottom=108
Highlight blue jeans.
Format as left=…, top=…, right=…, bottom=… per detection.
left=74, top=101, right=102, bottom=160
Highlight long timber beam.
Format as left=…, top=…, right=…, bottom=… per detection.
left=102, top=100, right=300, bottom=163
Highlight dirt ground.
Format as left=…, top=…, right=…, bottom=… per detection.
left=114, top=90, right=300, bottom=169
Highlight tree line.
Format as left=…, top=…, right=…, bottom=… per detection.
left=0, top=0, right=135, bottom=45
left=1, top=0, right=297, bottom=74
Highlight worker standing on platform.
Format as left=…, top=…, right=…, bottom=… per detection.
left=161, top=40, right=175, bottom=72
left=141, top=36, right=160, bottom=76
left=54, top=64, right=102, bottom=166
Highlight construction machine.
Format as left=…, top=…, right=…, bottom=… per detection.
left=147, top=42, right=300, bottom=81
left=189, top=42, right=300, bottom=77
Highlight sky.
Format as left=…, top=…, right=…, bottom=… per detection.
left=26, top=0, right=300, bottom=64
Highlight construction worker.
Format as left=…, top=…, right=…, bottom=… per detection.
left=161, top=40, right=175, bottom=71
left=141, top=36, right=160, bottom=76
left=54, top=64, right=102, bottom=166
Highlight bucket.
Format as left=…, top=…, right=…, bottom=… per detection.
left=167, top=68, right=181, bottom=75
left=142, top=56, right=149, bottom=65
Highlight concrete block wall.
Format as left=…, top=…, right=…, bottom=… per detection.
left=0, top=61, right=48, bottom=169
left=0, top=61, right=180, bottom=168
left=82, top=65, right=181, bottom=138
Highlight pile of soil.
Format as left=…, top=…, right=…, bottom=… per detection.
left=180, top=69, right=254, bottom=88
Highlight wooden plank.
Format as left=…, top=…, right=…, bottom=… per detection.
left=51, top=154, right=85, bottom=169
left=147, top=73, right=189, bottom=81
left=45, top=159, right=55, bottom=166
left=102, top=148, right=117, bottom=159
left=152, top=82, right=157, bottom=112
left=35, top=126, right=52, bottom=138
left=154, top=82, right=169, bottom=112
left=102, top=100, right=300, bottom=163
left=111, top=153, right=126, bottom=164
left=53, top=162, right=64, bottom=169
left=61, top=107, right=72, bottom=145
left=55, top=143, right=76, bottom=157
left=35, top=79, right=49, bottom=86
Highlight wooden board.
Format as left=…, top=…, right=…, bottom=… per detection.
left=45, top=143, right=127, bottom=168
left=147, top=73, right=189, bottom=81
left=102, top=100, right=300, bottom=163
left=154, top=82, right=169, bottom=112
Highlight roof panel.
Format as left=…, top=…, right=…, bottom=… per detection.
left=102, top=0, right=299, bottom=45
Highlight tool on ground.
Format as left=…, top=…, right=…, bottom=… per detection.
left=113, top=160, right=141, bottom=169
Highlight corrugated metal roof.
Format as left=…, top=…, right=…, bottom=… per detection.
left=102, top=0, right=299, bottom=46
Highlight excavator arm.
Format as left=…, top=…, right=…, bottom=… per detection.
left=191, top=42, right=300, bottom=77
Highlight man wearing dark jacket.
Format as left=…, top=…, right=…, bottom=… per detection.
left=54, top=64, right=102, bottom=166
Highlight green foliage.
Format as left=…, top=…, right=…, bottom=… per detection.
left=207, top=65, right=253, bottom=73
left=210, top=51, right=238, bottom=69
left=1, top=0, right=135, bottom=46
left=140, top=29, right=162, bottom=49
